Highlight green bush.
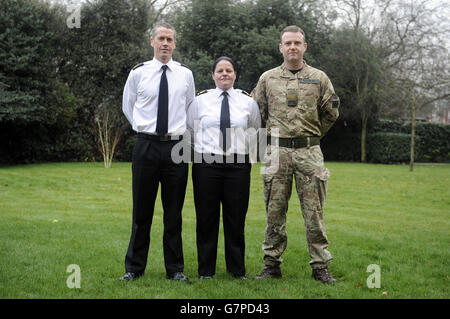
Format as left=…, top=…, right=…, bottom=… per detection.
left=371, top=120, right=410, bottom=134
left=367, top=132, right=420, bottom=164
left=371, top=120, right=450, bottom=163
left=415, top=123, right=450, bottom=163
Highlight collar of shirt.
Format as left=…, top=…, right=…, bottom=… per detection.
left=150, top=58, right=176, bottom=71
left=280, top=60, right=309, bottom=78
left=211, top=87, right=235, bottom=99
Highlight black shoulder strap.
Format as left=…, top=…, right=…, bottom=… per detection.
left=180, top=63, right=190, bottom=70
left=241, top=90, right=252, bottom=97
left=132, top=63, right=144, bottom=70
left=197, top=90, right=208, bottom=96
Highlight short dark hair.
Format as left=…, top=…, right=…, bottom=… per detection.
left=151, top=21, right=176, bottom=41
left=212, top=56, right=236, bottom=73
left=280, top=25, right=306, bottom=42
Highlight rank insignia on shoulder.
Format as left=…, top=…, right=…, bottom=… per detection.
left=180, top=63, right=190, bottom=69
left=197, top=90, right=208, bottom=96
left=132, top=63, right=144, bottom=70
left=332, top=94, right=340, bottom=108
left=241, top=90, right=252, bottom=97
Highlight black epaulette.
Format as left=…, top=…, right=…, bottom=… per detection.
left=132, top=63, right=144, bottom=70
left=180, top=63, right=190, bottom=69
left=197, top=90, right=208, bottom=96
left=241, top=90, right=252, bottom=97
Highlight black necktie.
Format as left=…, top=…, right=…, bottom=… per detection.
left=220, top=91, right=231, bottom=152
left=156, top=65, right=168, bottom=135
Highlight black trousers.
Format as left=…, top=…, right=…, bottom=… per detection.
left=125, top=136, right=188, bottom=275
left=192, top=158, right=251, bottom=277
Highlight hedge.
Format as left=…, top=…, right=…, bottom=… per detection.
left=370, top=120, right=450, bottom=163
left=1, top=119, right=448, bottom=164
left=320, top=120, right=449, bottom=163
left=367, top=132, right=420, bottom=164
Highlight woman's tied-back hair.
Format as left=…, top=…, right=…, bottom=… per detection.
left=212, top=56, right=236, bottom=73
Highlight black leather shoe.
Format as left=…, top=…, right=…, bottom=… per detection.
left=119, top=272, right=143, bottom=281
left=167, top=272, right=188, bottom=281
left=227, top=269, right=247, bottom=280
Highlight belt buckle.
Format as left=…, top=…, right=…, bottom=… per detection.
left=292, top=138, right=301, bottom=148
left=291, top=138, right=306, bottom=148
left=160, top=134, right=170, bottom=142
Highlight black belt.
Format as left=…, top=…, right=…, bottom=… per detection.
left=194, top=152, right=250, bottom=164
left=267, top=136, right=320, bottom=148
left=137, top=132, right=183, bottom=142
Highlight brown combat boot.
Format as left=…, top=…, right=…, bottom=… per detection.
left=254, top=265, right=282, bottom=280
left=312, top=267, right=337, bottom=284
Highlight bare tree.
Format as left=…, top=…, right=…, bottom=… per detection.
left=148, top=0, right=187, bottom=26
left=333, top=0, right=450, bottom=165
left=393, top=49, right=450, bottom=171
left=95, top=103, right=123, bottom=168
left=332, top=0, right=390, bottom=162
left=379, top=0, right=450, bottom=170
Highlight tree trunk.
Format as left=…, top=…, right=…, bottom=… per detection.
left=95, top=109, right=121, bottom=168
left=410, top=105, right=416, bottom=172
left=361, top=112, right=368, bottom=162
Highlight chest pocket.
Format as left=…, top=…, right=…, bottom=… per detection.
left=298, top=78, right=320, bottom=111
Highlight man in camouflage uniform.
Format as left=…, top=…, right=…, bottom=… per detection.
left=252, top=25, right=339, bottom=283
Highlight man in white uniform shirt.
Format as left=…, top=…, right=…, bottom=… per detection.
left=120, top=22, right=196, bottom=282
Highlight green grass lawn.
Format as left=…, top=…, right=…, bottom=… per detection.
left=0, top=162, right=449, bottom=299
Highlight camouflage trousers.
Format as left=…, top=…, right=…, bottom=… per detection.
left=261, top=144, right=333, bottom=269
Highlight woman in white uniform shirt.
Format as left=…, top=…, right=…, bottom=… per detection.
left=190, top=56, right=261, bottom=279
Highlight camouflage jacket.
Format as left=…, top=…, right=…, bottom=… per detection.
left=251, top=61, right=339, bottom=138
